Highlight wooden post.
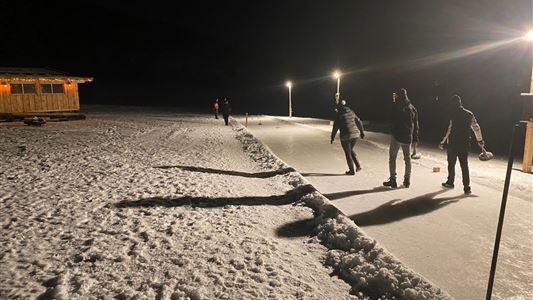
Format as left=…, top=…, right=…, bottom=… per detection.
left=288, top=85, right=292, bottom=118
left=523, top=121, right=533, bottom=173
left=520, top=44, right=533, bottom=172
left=245, top=113, right=248, bottom=128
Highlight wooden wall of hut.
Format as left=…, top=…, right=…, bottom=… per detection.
left=0, top=81, right=80, bottom=113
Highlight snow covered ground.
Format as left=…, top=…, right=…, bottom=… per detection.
left=237, top=115, right=532, bottom=300
left=0, top=107, right=449, bottom=299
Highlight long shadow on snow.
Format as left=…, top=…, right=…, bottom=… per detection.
left=154, top=165, right=295, bottom=178
left=350, top=189, right=473, bottom=227
left=275, top=189, right=471, bottom=237
left=115, top=184, right=316, bottom=209
left=323, top=186, right=393, bottom=201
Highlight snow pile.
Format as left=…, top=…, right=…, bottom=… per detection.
left=318, top=216, right=449, bottom=300
left=0, top=110, right=354, bottom=299
left=233, top=121, right=452, bottom=299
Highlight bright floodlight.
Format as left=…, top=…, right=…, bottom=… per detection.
left=525, top=30, right=533, bottom=41
left=286, top=81, right=292, bottom=88
left=333, top=71, right=341, bottom=79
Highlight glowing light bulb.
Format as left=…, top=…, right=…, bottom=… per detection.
left=525, top=30, right=533, bottom=41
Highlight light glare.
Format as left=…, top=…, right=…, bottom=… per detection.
left=525, top=30, right=533, bottom=41
left=333, top=71, right=341, bottom=79
left=286, top=81, right=292, bottom=88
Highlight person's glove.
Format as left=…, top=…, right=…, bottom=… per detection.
left=478, top=140, right=485, bottom=148
left=360, top=132, right=365, bottom=139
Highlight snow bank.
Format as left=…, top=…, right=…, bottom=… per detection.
left=233, top=120, right=452, bottom=299
left=0, top=111, right=355, bottom=299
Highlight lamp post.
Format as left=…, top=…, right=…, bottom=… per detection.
left=486, top=29, right=533, bottom=300
left=333, top=70, right=341, bottom=104
left=286, top=81, right=292, bottom=118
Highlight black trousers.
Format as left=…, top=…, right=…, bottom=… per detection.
left=341, top=138, right=360, bottom=172
left=223, top=114, right=229, bottom=125
left=447, top=147, right=470, bottom=188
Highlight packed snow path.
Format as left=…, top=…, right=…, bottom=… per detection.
left=237, top=115, right=533, bottom=300
left=0, top=108, right=450, bottom=299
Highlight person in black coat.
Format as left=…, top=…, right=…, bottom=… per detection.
left=439, top=94, right=484, bottom=194
left=383, top=88, right=419, bottom=188
left=221, top=98, right=231, bottom=126
left=331, top=100, right=365, bottom=175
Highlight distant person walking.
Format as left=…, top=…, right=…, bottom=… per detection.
left=383, top=88, right=419, bottom=188
left=439, top=94, right=484, bottom=195
left=213, top=98, right=220, bottom=119
left=221, top=98, right=231, bottom=126
left=331, top=100, right=365, bottom=175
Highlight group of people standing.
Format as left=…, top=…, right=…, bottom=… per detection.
left=330, top=88, right=485, bottom=195
left=213, top=98, right=231, bottom=125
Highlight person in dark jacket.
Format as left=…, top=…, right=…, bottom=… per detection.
left=383, top=88, right=419, bottom=188
left=221, top=98, right=231, bottom=126
left=331, top=100, right=365, bottom=175
left=439, top=94, right=484, bottom=195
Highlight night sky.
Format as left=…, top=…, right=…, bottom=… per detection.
left=1, top=0, right=532, bottom=151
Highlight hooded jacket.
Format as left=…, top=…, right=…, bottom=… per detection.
left=390, top=100, right=419, bottom=144
left=331, top=106, right=364, bottom=141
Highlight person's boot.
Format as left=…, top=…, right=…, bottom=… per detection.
left=403, top=178, right=410, bottom=188
left=464, top=186, right=472, bottom=195
left=345, top=170, right=355, bottom=175
left=383, top=177, right=397, bottom=188
left=356, top=166, right=362, bottom=172
left=442, top=182, right=454, bottom=188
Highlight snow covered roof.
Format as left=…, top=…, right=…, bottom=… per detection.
left=0, top=67, right=93, bottom=83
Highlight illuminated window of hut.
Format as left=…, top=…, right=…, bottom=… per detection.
left=22, top=84, right=36, bottom=94
left=41, top=84, right=53, bottom=93
left=52, top=84, right=64, bottom=93
left=10, top=84, right=23, bottom=94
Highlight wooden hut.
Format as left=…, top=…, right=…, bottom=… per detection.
left=0, top=67, right=92, bottom=114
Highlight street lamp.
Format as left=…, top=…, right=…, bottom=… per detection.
left=333, top=70, right=341, bottom=104
left=486, top=28, right=533, bottom=300
left=525, top=30, right=533, bottom=42
left=286, top=81, right=292, bottom=118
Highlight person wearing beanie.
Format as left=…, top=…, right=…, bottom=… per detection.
left=221, top=97, right=231, bottom=126
left=439, top=94, right=484, bottom=195
left=331, top=100, right=365, bottom=175
left=383, top=88, right=419, bottom=188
